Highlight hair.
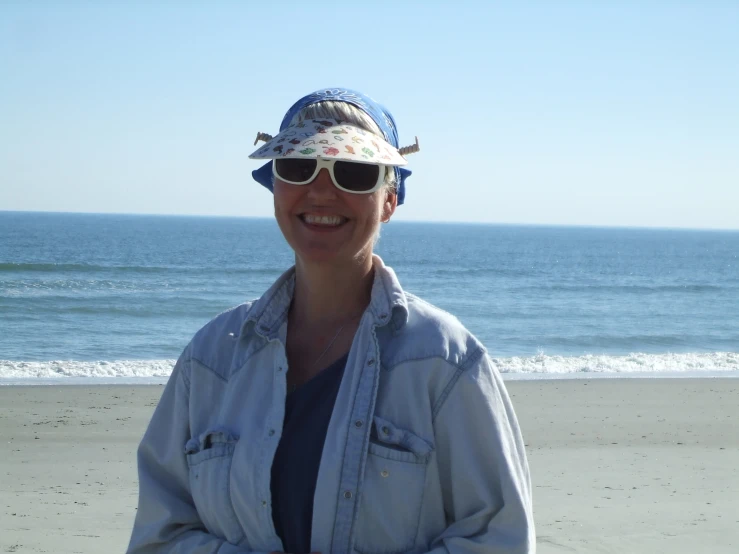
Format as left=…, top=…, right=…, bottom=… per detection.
left=288, top=101, right=399, bottom=195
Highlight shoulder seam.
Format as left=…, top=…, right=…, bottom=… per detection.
left=431, top=345, right=485, bottom=421
left=190, top=355, right=229, bottom=383
left=189, top=339, right=273, bottom=384
left=179, top=355, right=192, bottom=395
left=383, top=353, right=463, bottom=372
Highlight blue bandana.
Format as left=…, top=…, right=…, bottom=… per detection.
left=251, top=88, right=411, bottom=205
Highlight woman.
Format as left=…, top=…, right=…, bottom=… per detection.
left=127, top=88, right=534, bottom=554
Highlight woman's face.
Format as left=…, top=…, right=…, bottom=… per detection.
left=273, top=166, right=397, bottom=267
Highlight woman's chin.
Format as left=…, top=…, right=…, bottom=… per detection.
left=293, top=241, right=374, bottom=269
left=292, top=241, right=344, bottom=264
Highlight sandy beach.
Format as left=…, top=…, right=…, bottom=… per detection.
left=1, top=379, right=737, bottom=554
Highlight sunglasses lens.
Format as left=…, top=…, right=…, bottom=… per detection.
left=274, top=159, right=317, bottom=183
left=333, top=161, right=381, bottom=192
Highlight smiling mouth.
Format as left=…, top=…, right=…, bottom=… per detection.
left=299, top=214, right=348, bottom=228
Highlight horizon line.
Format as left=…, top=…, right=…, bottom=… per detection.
left=1, top=209, right=737, bottom=233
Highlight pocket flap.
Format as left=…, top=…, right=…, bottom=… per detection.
left=184, top=427, right=238, bottom=456
left=371, top=416, right=434, bottom=459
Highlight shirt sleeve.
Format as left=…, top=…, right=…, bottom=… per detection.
left=427, top=350, right=535, bottom=553
left=126, top=348, right=265, bottom=554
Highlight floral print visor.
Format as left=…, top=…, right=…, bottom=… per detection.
left=249, top=118, right=408, bottom=167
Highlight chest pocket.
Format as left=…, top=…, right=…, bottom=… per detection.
left=185, top=428, right=244, bottom=544
left=354, top=416, right=434, bottom=554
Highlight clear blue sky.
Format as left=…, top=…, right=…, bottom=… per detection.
left=1, top=1, right=737, bottom=229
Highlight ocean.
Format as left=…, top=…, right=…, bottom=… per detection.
left=1, top=211, right=737, bottom=384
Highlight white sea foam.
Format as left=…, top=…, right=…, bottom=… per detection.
left=0, top=359, right=175, bottom=384
left=1, top=352, right=738, bottom=385
left=492, top=351, right=739, bottom=378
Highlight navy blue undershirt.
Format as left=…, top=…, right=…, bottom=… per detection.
left=270, top=354, right=348, bottom=554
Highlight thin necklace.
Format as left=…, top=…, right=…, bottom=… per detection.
left=287, top=316, right=357, bottom=394
left=310, top=323, right=347, bottom=370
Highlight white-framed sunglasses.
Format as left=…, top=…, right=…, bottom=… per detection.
left=272, top=158, right=387, bottom=194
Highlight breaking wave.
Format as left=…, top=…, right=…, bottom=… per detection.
left=1, top=352, right=738, bottom=384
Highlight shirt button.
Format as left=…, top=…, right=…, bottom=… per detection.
left=262, top=500, right=268, bottom=507
left=354, top=420, right=363, bottom=428
left=344, top=490, right=353, bottom=499
left=367, top=359, right=375, bottom=366
left=268, top=429, right=275, bottom=436
left=277, top=367, right=283, bottom=372
left=382, top=426, right=390, bottom=435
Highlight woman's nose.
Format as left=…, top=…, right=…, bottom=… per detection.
left=307, top=168, right=336, bottom=196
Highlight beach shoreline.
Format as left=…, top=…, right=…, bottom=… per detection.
left=1, top=379, right=737, bottom=553
left=2, top=367, right=738, bottom=387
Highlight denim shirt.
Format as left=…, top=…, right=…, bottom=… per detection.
left=126, top=256, right=535, bottom=554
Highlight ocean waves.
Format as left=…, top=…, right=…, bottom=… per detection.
left=3, top=215, right=738, bottom=373
left=0, top=262, right=286, bottom=276
left=0, top=359, right=176, bottom=382
left=491, top=351, right=739, bottom=377
left=1, top=352, right=737, bottom=384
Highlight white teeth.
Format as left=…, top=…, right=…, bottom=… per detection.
left=303, top=214, right=344, bottom=226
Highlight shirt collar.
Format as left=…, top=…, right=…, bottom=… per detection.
left=367, top=255, right=409, bottom=331
left=239, top=255, right=409, bottom=340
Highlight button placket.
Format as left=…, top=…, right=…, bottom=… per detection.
left=330, top=338, right=382, bottom=553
